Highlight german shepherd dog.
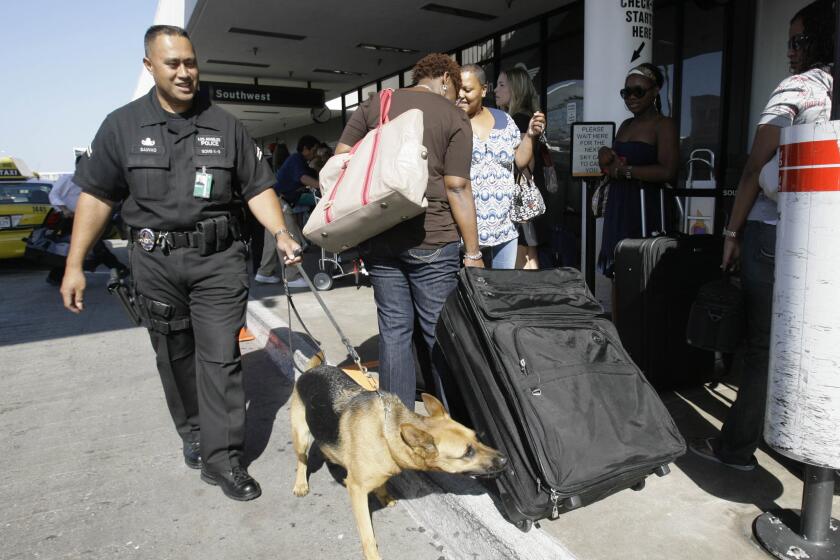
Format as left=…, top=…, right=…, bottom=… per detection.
left=290, top=362, right=507, bottom=560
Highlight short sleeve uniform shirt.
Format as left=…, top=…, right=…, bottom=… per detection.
left=74, top=87, right=274, bottom=231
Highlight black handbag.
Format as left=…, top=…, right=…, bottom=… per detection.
left=686, top=276, right=745, bottom=354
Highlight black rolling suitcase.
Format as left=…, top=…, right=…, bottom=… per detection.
left=613, top=185, right=723, bottom=390
left=436, top=267, right=685, bottom=529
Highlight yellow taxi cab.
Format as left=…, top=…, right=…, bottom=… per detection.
left=0, top=157, right=54, bottom=259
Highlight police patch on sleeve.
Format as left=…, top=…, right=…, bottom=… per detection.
left=196, top=134, right=226, bottom=156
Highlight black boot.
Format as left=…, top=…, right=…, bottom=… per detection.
left=183, top=441, right=202, bottom=469
left=200, top=466, right=261, bottom=501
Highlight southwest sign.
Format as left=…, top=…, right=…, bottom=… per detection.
left=202, top=82, right=325, bottom=108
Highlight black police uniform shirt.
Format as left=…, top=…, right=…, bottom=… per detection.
left=74, top=87, right=274, bottom=231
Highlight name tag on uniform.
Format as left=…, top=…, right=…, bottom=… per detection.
left=194, top=167, right=213, bottom=199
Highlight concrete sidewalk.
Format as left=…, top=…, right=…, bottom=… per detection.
left=0, top=257, right=497, bottom=560
left=2, top=245, right=838, bottom=560
left=246, top=252, right=840, bottom=560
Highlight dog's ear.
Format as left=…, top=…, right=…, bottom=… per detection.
left=420, top=393, right=448, bottom=418
left=400, top=423, right=438, bottom=459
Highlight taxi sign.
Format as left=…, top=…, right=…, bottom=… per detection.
left=0, top=157, right=34, bottom=181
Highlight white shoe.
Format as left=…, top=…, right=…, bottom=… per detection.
left=254, top=273, right=281, bottom=284
left=286, top=277, right=308, bottom=288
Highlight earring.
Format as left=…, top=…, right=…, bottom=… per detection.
left=441, top=84, right=448, bottom=95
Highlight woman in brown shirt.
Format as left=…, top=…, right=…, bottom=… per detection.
left=336, top=53, right=483, bottom=407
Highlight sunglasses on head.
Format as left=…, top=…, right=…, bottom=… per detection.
left=788, top=33, right=810, bottom=51
left=619, top=86, right=652, bottom=100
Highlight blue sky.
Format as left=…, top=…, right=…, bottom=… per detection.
left=0, top=1, right=158, bottom=173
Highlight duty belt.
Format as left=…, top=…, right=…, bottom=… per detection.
left=130, top=228, right=201, bottom=252
left=130, top=217, right=242, bottom=255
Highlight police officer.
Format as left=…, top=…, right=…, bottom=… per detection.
left=60, top=25, right=301, bottom=502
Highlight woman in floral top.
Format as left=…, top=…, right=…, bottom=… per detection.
left=457, top=64, right=546, bottom=268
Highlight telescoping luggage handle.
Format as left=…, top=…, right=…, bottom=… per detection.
left=279, top=254, right=379, bottom=393
left=324, top=89, right=394, bottom=224
left=637, top=182, right=718, bottom=237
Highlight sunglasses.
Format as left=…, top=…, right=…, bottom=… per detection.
left=619, top=86, right=652, bottom=100
left=788, top=33, right=810, bottom=51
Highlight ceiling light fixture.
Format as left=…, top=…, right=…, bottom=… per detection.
left=243, top=110, right=280, bottom=114
left=228, top=27, right=306, bottom=41
left=313, top=68, right=366, bottom=77
left=206, top=59, right=270, bottom=68
left=356, top=43, right=418, bottom=54
left=420, top=3, right=497, bottom=20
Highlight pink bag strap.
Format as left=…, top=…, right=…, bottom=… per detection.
left=378, top=89, right=392, bottom=127
left=324, top=89, right=393, bottom=223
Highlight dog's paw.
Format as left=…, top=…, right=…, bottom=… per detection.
left=293, top=483, right=310, bottom=497
left=374, top=489, right=397, bottom=508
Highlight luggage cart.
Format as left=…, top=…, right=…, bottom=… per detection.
left=682, top=149, right=716, bottom=235
left=313, top=247, right=369, bottom=291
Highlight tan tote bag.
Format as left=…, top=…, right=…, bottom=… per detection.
left=303, top=89, right=428, bottom=253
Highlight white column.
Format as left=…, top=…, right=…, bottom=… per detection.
left=766, top=121, right=840, bottom=469
left=582, top=0, right=653, bottom=303
left=583, top=0, right=653, bottom=124
left=132, top=0, right=188, bottom=101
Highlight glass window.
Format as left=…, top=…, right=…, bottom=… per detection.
left=677, top=1, right=725, bottom=181
left=499, top=47, right=543, bottom=107
left=403, top=69, right=414, bottom=87
left=343, top=90, right=358, bottom=107
left=361, top=82, right=377, bottom=102
left=461, top=38, right=494, bottom=66
left=500, top=21, right=539, bottom=54
left=547, top=4, right=584, bottom=43
left=652, top=3, right=677, bottom=118
left=381, top=74, right=400, bottom=91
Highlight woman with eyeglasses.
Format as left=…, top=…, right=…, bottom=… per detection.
left=689, top=0, right=834, bottom=471
left=597, top=62, right=679, bottom=279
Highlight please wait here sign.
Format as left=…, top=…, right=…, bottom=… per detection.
left=571, top=122, right=616, bottom=177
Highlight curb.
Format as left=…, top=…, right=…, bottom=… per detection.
left=246, top=297, right=576, bottom=560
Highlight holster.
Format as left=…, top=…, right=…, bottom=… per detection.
left=135, top=293, right=191, bottom=334
left=195, top=216, right=231, bottom=256
left=107, top=268, right=142, bottom=326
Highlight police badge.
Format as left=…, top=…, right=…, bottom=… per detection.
left=137, top=228, right=157, bottom=252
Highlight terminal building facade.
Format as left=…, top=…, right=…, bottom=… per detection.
left=144, top=0, right=807, bottom=273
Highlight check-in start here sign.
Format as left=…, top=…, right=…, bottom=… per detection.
left=571, top=123, right=615, bottom=177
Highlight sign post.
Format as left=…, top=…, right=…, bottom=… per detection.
left=571, top=122, right=615, bottom=292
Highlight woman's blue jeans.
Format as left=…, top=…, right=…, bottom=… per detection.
left=365, top=242, right=461, bottom=407
left=718, top=221, right=776, bottom=464
left=482, top=238, right=518, bottom=269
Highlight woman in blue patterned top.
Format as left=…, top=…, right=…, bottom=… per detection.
left=457, top=64, right=546, bottom=268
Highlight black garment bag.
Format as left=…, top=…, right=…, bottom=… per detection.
left=436, top=268, right=685, bottom=529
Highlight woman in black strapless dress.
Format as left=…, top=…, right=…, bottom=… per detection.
left=598, top=63, right=679, bottom=278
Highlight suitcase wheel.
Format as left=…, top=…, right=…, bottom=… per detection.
left=631, top=479, right=646, bottom=491
left=313, top=271, right=334, bottom=291
left=564, top=495, right=582, bottom=510
left=515, top=518, right=533, bottom=533
left=654, top=464, right=671, bottom=477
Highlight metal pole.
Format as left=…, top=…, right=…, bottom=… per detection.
left=801, top=465, right=835, bottom=542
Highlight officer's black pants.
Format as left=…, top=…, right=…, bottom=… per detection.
left=129, top=240, right=249, bottom=471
